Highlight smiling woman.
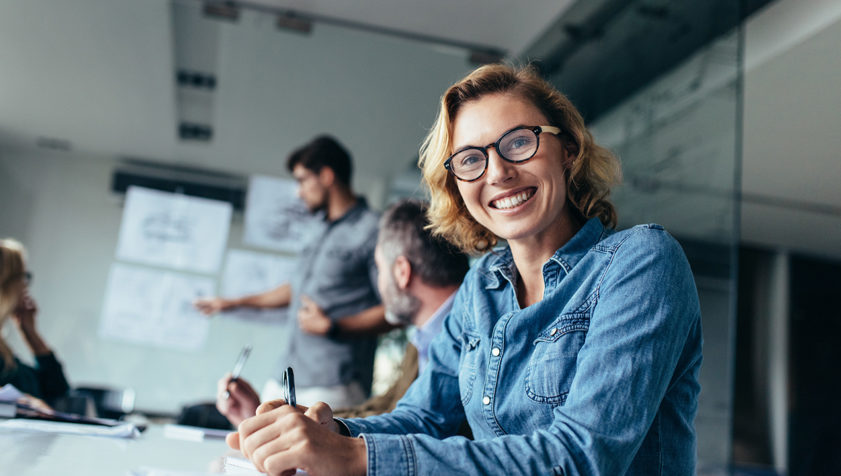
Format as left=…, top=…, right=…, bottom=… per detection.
left=226, top=63, right=704, bottom=476
left=422, top=65, right=622, bottom=257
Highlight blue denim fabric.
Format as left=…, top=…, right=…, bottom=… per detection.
left=341, top=218, right=703, bottom=475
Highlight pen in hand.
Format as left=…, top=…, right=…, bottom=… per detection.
left=282, top=366, right=296, bottom=408
left=223, top=344, right=252, bottom=400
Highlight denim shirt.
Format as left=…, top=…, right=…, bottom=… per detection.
left=341, top=218, right=703, bottom=475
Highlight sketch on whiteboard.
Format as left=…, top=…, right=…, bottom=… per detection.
left=220, top=249, right=297, bottom=324
left=243, top=175, right=324, bottom=253
left=99, top=263, right=213, bottom=351
left=116, top=186, right=232, bottom=274
left=141, top=211, right=191, bottom=243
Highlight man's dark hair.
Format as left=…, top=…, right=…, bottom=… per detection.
left=286, top=135, right=353, bottom=187
left=378, top=199, right=469, bottom=287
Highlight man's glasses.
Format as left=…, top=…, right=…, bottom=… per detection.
left=282, top=367, right=296, bottom=408
left=444, top=125, right=561, bottom=182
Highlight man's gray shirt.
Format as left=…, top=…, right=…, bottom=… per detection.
left=275, top=198, right=380, bottom=392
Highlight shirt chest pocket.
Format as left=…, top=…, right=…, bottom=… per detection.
left=319, top=247, right=365, bottom=284
left=525, top=316, right=589, bottom=405
left=458, top=332, right=482, bottom=406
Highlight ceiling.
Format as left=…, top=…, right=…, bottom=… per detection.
left=241, top=0, right=574, bottom=57
left=0, top=0, right=839, bottom=260
left=0, top=0, right=574, bottom=195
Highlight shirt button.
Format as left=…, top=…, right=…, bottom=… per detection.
left=549, top=328, right=558, bottom=336
left=492, top=347, right=501, bottom=356
left=482, top=396, right=491, bottom=405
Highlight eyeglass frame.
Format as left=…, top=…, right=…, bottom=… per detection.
left=443, top=125, right=562, bottom=182
left=281, top=366, right=296, bottom=408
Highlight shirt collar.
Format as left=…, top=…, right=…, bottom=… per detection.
left=482, top=217, right=607, bottom=289
left=546, top=217, right=606, bottom=274
left=410, top=292, right=456, bottom=354
left=326, top=196, right=368, bottom=226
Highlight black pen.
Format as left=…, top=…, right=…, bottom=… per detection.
left=282, top=367, right=296, bottom=408
left=223, top=344, right=252, bottom=400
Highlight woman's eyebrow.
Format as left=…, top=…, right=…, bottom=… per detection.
left=452, top=123, right=531, bottom=153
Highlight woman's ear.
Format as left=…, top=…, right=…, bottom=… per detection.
left=560, top=135, right=579, bottom=167
left=392, top=256, right=412, bottom=290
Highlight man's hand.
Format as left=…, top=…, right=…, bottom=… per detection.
left=226, top=400, right=366, bottom=476
left=194, top=297, right=229, bottom=316
left=297, top=296, right=332, bottom=336
left=216, top=374, right=261, bottom=427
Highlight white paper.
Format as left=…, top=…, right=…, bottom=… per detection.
left=242, top=175, right=324, bottom=254
left=220, top=249, right=297, bottom=324
left=163, top=423, right=231, bottom=441
left=99, top=263, right=213, bottom=351
left=0, top=419, right=140, bottom=438
left=0, top=384, right=23, bottom=403
left=223, top=456, right=262, bottom=475
left=129, top=469, right=221, bottom=476
left=116, top=186, right=232, bottom=274
left=224, top=456, right=307, bottom=475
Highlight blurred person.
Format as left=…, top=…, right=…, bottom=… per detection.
left=0, top=238, right=70, bottom=405
left=227, top=64, right=703, bottom=476
left=217, top=199, right=469, bottom=426
left=335, top=199, right=468, bottom=418
left=195, top=136, right=390, bottom=408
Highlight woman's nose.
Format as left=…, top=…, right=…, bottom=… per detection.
left=484, top=148, right=515, bottom=184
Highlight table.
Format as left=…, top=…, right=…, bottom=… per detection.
left=0, top=421, right=245, bottom=475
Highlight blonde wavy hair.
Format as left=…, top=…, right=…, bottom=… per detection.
left=419, top=64, right=622, bottom=254
left=0, top=238, right=27, bottom=372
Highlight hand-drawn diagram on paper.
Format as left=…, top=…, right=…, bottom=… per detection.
left=99, top=263, right=213, bottom=351
left=116, top=186, right=232, bottom=274
left=243, top=175, right=324, bottom=254
left=220, top=249, right=297, bottom=324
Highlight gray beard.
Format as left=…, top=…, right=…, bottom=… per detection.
left=383, top=281, right=420, bottom=326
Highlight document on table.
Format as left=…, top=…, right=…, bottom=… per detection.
left=0, top=383, right=24, bottom=402
left=224, top=455, right=308, bottom=475
left=163, top=423, right=232, bottom=441
left=129, top=469, right=230, bottom=476
left=0, top=418, right=141, bottom=438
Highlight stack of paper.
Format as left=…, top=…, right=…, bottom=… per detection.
left=163, top=423, right=232, bottom=441
left=0, top=418, right=141, bottom=438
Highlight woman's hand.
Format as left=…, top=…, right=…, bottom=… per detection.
left=11, top=290, right=50, bottom=356
left=227, top=400, right=365, bottom=476
left=17, top=393, right=52, bottom=413
left=11, top=290, right=38, bottom=332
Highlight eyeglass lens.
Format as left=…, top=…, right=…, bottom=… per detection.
left=449, top=127, right=539, bottom=181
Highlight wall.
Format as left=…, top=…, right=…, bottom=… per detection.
left=1, top=148, right=285, bottom=412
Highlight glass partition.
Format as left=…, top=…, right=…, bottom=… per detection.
left=586, top=26, right=742, bottom=476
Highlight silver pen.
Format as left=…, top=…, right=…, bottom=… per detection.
left=222, top=344, right=252, bottom=400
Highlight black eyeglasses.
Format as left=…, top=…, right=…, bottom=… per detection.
left=282, top=366, right=296, bottom=408
left=444, top=125, right=562, bottom=182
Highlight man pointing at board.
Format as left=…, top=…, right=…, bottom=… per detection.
left=195, top=136, right=392, bottom=408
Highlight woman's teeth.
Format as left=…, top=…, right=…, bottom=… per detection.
left=492, top=189, right=534, bottom=209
